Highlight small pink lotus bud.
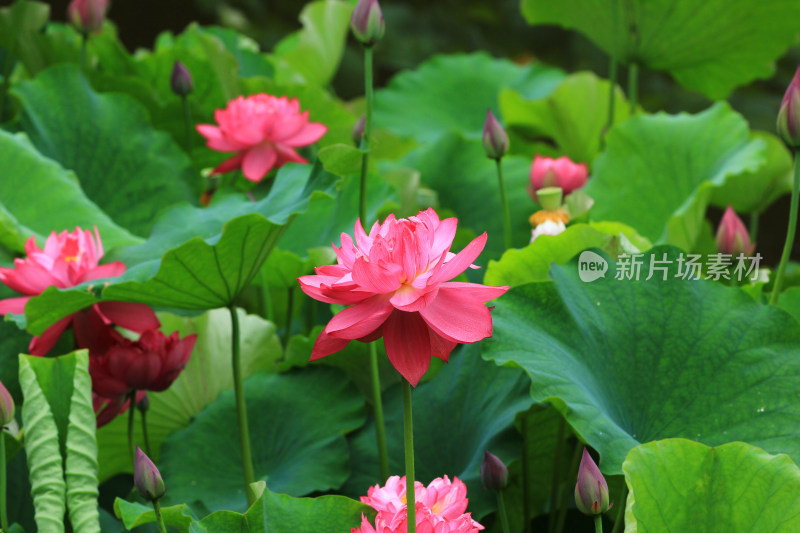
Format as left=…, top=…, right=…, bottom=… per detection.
left=351, top=0, right=385, bottom=46
left=67, top=0, right=109, bottom=34
left=716, top=206, right=753, bottom=256
left=170, top=60, right=194, bottom=97
left=134, top=446, right=165, bottom=501
left=482, top=110, right=509, bottom=160
left=352, top=114, right=366, bottom=146
left=574, top=448, right=611, bottom=516
left=778, top=66, right=800, bottom=148
left=480, top=450, right=508, bottom=490
left=0, top=380, right=13, bottom=427
left=529, top=155, right=588, bottom=201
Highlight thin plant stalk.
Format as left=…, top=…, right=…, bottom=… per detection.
left=594, top=515, right=603, bottom=533
left=141, top=408, right=152, bottom=457
left=496, top=490, right=511, bottom=533
left=127, top=390, right=136, bottom=468
left=0, top=33, right=17, bottom=123
left=402, top=380, right=416, bottom=533
left=554, top=441, right=583, bottom=533
left=181, top=95, right=193, bottom=149
left=80, top=33, right=88, bottom=71
left=230, top=306, right=256, bottom=507
left=611, top=484, right=627, bottom=533
left=358, top=42, right=390, bottom=483
left=495, top=159, right=512, bottom=249
left=770, top=153, right=800, bottom=305
left=628, top=63, right=639, bottom=115
left=283, top=287, right=294, bottom=347
left=260, top=267, right=274, bottom=322
left=370, top=342, right=389, bottom=481
left=547, top=417, right=567, bottom=533
left=0, top=430, right=7, bottom=532
left=521, top=413, right=532, bottom=533
left=153, top=499, right=168, bottom=533
left=749, top=211, right=760, bottom=246
left=604, top=55, right=618, bottom=141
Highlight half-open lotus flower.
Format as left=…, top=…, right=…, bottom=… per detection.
left=298, top=208, right=508, bottom=386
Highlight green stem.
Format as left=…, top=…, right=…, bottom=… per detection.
left=749, top=211, right=760, bottom=246
left=152, top=499, right=168, bottom=533
left=283, top=287, right=294, bottom=348
left=497, top=490, right=511, bottom=533
left=230, top=306, right=256, bottom=507
left=0, top=27, right=17, bottom=124
left=0, top=430, right=8, bottom=532
left=359, top=45, right=374, bottom=223
left=495, top=159, right=512, bottom=250
left=548, top=417, right=567, bottom=533
left=554, top=441, right=583, bottom=533
left=127, top=390, right=136, bottom=468
left=611, top=483, right=627, bottom=533
left=260, top=267, right=274, bottom=322
left=770, top=153, right=800, bottom=305
left=628, top=62, right=639, bottom=115
left=594, top=515, right=603, bottom=533
left=182, top=95, right=193, bottom=150
left=402, top=380, right=416, bottom=533
left=141, top=407, right=152, bottom=457
left=521, top=413, right=531, bottom=533
left=370, top=342, right=390, bottom=481
left=80, top=33, right=88, bottom=71
left=604, top=55, right=618, bottom=139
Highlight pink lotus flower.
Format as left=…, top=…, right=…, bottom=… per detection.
left=715, top=205, right=754, bottom=256
left=778, top=66, right=800, bottom=147
left=196, top=94, right=328, bottom=183
left=93, top=391, right=146, bottom=428
left=297, top=209, right=508, bottom=386
left=574, top=448, right=612, bottom=516
left=0, top=227, right=160, bottom=355
left=529, top=155, right=588, bottom=201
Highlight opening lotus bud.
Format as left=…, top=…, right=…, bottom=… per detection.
left=134, top=446, right=165, bottom=501
left=351, top=0, right=385, bottom=46
left=574, top=447, right=612, bottom=516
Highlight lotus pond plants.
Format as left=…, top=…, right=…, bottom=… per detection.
left=2, top=0, right=800, bottom=531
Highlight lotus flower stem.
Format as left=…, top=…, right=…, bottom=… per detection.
left=547, top=417, right=567, bottom=533
left=770, top=153, right=800, bottom=305
left=182, top=95, right=193, bottom=150
left=141, top=408, right=152, bottom=457
left=0, top=33, right=15, bottom=123
left=0, top=430, right=7, bottom=532
left=495, top=159, right=512, bottom=249
left=260, top=268, right=274, bottom=322
left=80, top=34, right=88, bottom=71
left=152, top=499, right=167, bottom=533
left=521, top=413, right=532, bottom=533
left=370, top=342, right=389, bottom=481
left=749, top=212, right=760, bottom=246
left=497, top=490, right=511, bottom=533
left=230, top=306, right=256, bottom=507
left=610, top=484, right=627, bottom=533
left=604, top=55, right=618, bottom=141
left=554, top=442, right=583, bottom=533
left=283, top=287, right=294, bottom=347
left=594, top=515, right=603, bottom=533
left=127, top=390, right=136, bottom=468
left=628, top=62, right=639, bottom=116
left=402, top=379, right=416, bottom=533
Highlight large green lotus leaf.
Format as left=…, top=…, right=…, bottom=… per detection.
left=11, top=64, right=198, bottom=237
left=499, top=72, right=631, bottom=163
left=95, top=308, right=280, bottom=481
left=198, top=26, right=274, bottom=79
left=341, top=345, right=532, bottom=520
left=484, top=248, right=800, bottom=475
left=22, top=161, right=339, bottom=335
left=401, top=133, right=536, bottom=260
left=0, top=131, right=142, bottom=252
left=271, top=0, right=353, bottom=87
left=710, top=132, right=793, bottom=214
left=0, top=0, right=50, bottom=78
left=159, top=367, right=365, bottom=513
left=374, top=53, right=564, bottom=143
left=520, top=0, right=800, bottom=99
left=114, top=499, right=197, bottom=533
left=484, top=222, right=651, bottom=288
left=623, top=439, right=800, bottom=532
left=585, top=103, right=765, bottom=249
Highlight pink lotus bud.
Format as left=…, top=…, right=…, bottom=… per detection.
left=352, top=114, right=366, bottom=146
left=134, top=446, right=165, bottom=501
left=480, top=450, right=508, bottom=490
left=574, top=448, right=611, bottom=516
left=67, top=0, right=109, bottom=34
left=529, top=155, right=588, bottom=201
left=716, top=206, right=753, bottom=256
left=351, top=0, right=385, bottom=46
left=482, top=110, right=509, bottom=160
left=0, top=380, right=13, bottom=427
left=778, top=66, right=800, bottom=147
left=170, top=60, right=193, bottom=97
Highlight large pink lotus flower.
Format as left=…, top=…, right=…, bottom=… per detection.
left=297, top=209, right=508, bottom=386
left=0, top=227, right=160, bottom=355
left=196, top=94, right=328, bottom=183
left=528, top=155, right=588, bottom=201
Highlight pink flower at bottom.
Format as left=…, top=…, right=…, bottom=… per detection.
left=0, top=227, right=160, bottom=355
left=298, top=209, right=508, bottom=386
left=196, top=94, right=327, bottom=183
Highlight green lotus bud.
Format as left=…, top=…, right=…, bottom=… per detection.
left=351, top=0, right=385, bottom=46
